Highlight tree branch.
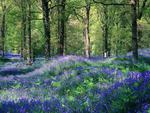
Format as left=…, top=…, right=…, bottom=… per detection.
left=93, top=0, right=130, bottom=6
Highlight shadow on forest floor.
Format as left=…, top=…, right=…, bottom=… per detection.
left=0, top=68, right=34, bottom=76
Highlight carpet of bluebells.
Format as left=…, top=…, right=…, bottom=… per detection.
left=0, top=49, right=150, bottom=113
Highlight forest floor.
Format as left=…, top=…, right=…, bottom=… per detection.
left=0, top=48, right=150, bottom=113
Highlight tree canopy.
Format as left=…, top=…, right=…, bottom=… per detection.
left=0, top=0, right=150, bottom=62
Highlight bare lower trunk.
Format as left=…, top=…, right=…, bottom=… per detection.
left=57, top=0, right=66, bottom=56
left=131, top=0, right=138, bottom=61
left=21, top=0, right=27, bottom=60
left=83, top=1, right=90, bottom=58
left=27, top=2, right=32, bottom=64
left=1, top=6, right=6, bottom=57
left=102, top=6, right=109, bottom=58
left=42, top=0, right=51, bottom=59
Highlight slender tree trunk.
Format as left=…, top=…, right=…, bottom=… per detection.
left=23, top=15, right=27, bottom=60
left=33, top=42, right=36, bottom=62
left=101, top=6, right=109, bottom=58
left=1, top=6, right=6, bottom=57
left=57, top=0, right=66, bottom=56
left=64, top=22, right=67, bottom=55
left=21, top=0, right=27, bottom=60
left=83, top=0, right=90, bottom=58
left=20, top=34, right=23, bottom=57
left=27, top=2, right=32, bottom=64
left=131, top=0, right=138, bottom=61
left=41, top=0, right=51, bottom=59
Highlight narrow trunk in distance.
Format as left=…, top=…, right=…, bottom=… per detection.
left=83, top=0, right=91, bottom=58
left=131, top=0, right=138, bottom=61
left=41, top=0, right=51, bottom=59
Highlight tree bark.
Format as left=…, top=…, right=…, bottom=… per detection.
left=57, top=0, right=66, bottom=56
left=1, top=5, right=6, bottom=57
left=83, top=0, right=91, bottom=58
left=21, top=0, right=27, bottom=60
left=41, top=0, right=51, bottom=59
left=102, top=6, right=109, bottom=58
left=131, top=0, right=138, bottom=61
left=27, top=2, right=32, bottom=64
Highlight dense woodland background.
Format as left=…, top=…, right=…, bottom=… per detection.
left=1, top=0, right=150, bottom=113
left=0, top=0, right=150, bottom=62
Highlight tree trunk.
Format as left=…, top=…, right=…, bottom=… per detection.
left=102, top=6, right=109, bottom=58
left=21, top=0, right=27, bottom=60
left=27, top=2, right=32, bottom=64
left=41, top=0, right=51, bottom=59
left=83, top=0, right=90, bottom=58
left=57, top=0, right=66, bottom=56
left=64, top=23, right=67, bottom=55
left=131, top=0, right=138, bottom=61
left=1, top=6, right=6, bottom=57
